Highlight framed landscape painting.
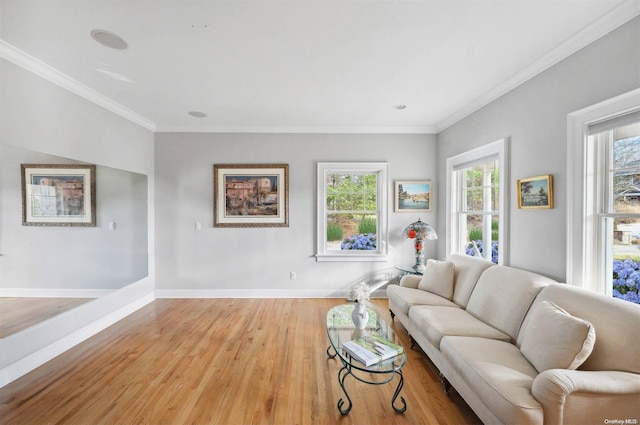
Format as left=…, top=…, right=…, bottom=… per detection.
left=21, top=164, right=96, bottom=226
left=214, top=163, right=289, bottom=227
left=395, top=180, right=432, bottom=212
left=517, top=174, right=554, bottom=209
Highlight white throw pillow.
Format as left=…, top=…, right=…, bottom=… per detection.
left=417, top=260, right=455, bottom=300
left=521, top=301, right=596, bottom=373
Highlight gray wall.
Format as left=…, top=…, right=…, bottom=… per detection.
left=436, top=17, right=640, bottom=281
left=154, top=133, right=437, bottom=296
left=0, top=59, right=155, bottom=293
left=0, top=145, right=148, bottom=292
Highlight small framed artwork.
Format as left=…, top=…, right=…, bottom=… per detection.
left=214, top=163, right=289, bottom=227
left=21, top=164, right=97, bottom=226
left=395, top=180, right=432, bottom=212
left=517, top=174, right=554, bottom=209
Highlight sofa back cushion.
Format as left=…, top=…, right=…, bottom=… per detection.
left=417, top=259, right=455, bottom=299
left=518, top=283, right=640, bottom=374
left=520, top=301, right=596, bottom=372
left=448, top=254, right=496, bottom=308
left=466, top=266, right=555, bottom=342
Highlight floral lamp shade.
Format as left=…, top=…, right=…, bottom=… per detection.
left=402, top=219, right=438, bottom=240
left=403, top=219, right=437, bottom=272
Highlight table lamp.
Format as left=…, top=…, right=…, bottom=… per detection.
left=402, top=219, right=437, bottom=272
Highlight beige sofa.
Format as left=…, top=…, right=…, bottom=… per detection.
left=387, top=254, right=640, bottom=425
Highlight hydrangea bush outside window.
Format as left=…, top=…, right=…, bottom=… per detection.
left=341, top=234, right=377, bottom=250
left=613, top=259, right=640, bottom=304
left=465, top=240, right=499, bottom=264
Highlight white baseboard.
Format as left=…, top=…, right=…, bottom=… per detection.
left=155, top=288, right=389, bottom=299
left=0, top=288, right=115, bottom=298
left=155, top=288, right=342, bottom=298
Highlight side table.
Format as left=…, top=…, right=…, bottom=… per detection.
left=394, top=264, right=424, bottom=276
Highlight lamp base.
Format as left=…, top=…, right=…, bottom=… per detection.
left=414, top=250, right=425, bottom=273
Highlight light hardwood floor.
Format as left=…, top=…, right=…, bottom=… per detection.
left=0, top=298, right=92, bottom=338
left=0, top=298, right=481, bottom=425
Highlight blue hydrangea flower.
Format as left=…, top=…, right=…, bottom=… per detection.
left=623, top=291, right=640, bottom=303
left=466, top=240, right=498, bottom=264
left=341, top=233, right=377, bottom=250
left=612, top=259, right=640, bottom=304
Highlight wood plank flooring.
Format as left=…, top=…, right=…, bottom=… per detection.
left=0, top=298, right=481, bottom=425
left=0, top=298, right=92, bottom=338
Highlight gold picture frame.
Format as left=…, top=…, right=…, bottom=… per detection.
left=517, top=174, right=553, bottom=209
left=214, top=163, right=289, bottom=227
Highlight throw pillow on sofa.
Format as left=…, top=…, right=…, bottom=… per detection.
left=417, top=259, right=455, bottom=300
left=521, top=300, right=596, bottom=372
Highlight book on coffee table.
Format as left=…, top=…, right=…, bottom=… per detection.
left=341, top=333, right=404, bottom=366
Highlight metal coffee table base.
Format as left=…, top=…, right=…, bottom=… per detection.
left=327, top=345, right=407, bottom=415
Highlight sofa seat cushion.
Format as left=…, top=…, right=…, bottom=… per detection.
left=408, top=305, right=511, bottom=349
left=387, top=285, right=458, bottom=315
left=441, top=336, right=543, bottom=425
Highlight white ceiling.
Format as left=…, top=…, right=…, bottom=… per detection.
left=1, top=0, right=638, bottom=134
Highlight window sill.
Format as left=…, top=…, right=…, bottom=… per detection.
left=315, top=254, right=389, bottom=262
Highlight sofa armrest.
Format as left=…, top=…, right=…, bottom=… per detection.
left=398, top=274, right=422, bottom=289
left=532, top=369, right=640, bottom=425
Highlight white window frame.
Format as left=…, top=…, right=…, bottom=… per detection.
left=445, top=138, right=509, bottom=264
left=316, top=162, right=389, bottom=262
left=567, top=88, right=640, bottom=290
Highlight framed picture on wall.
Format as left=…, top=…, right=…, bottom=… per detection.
left=395, top=180, right=432, bottom=212
left=517, top=174, right=554, bottom=209
left=21, top=164, right=97, bottom=226
left=214, top=163, right=289, bottom=227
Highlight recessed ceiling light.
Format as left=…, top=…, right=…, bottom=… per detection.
left=393, top=104, right=407, bottom=110
left=91, top=29, right=128, bottom=50
left=188, top=111, right=207, bottom=118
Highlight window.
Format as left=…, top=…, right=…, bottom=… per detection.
left=316, top=162, right=388, bottom=261
left=446, top=139, right=508, bottom=264
left=585, top=115, right=640, bottom=303
left=567, top=88, right=640, bottom=305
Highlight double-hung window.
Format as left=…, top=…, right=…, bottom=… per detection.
left=316, top=162, right=388, bottom=261
left=568, top=89, right=640, bottom=305
left=446, top=139, right=508, bottom=264
left=584, top=113, right=640, bottom=302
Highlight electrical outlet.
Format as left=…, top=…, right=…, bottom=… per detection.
left=290, top=272, right=297, bottom=280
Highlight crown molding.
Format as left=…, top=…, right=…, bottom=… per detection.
left=436, top=0, right=640, bottom=133
left=3, top=0, right=637, bottom=137
left=0, top=39, right=433, bottom=135
left=154, top=124, right=438, bottom=134
left=0, top=40, right=157, bottom=132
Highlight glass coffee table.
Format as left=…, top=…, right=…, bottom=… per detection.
left=325, top=303, right=407, bottom=414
